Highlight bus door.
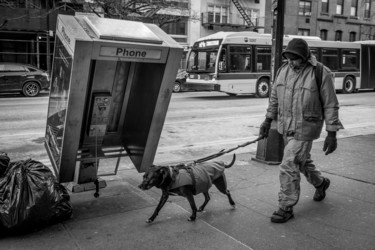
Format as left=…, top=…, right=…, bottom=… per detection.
left=361, top=44, right=375, bottom=89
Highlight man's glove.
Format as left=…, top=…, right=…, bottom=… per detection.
left=259, top=118, right=272, bottom=138
left=323, top=131, right=337, bottom=155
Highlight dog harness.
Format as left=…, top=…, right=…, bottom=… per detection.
left=168, top=161, right=226, bottom=195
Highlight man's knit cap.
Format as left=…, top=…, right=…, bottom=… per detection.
left=282, top=38, right=310, bottom=61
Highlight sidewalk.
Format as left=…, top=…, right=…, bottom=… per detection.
left=1, top=135, right=375, bottom=250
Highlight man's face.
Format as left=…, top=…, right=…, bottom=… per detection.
left=285, top=54, right=304, bottom=71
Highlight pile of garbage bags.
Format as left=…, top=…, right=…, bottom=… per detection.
left=0, top=152, right=72, bottom=234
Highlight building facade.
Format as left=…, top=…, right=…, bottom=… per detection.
left=264, top=0, right=375, bottom=41
left=0, top=0, right=80, bottom=71
left=188, top=0, right=265, bottom=46
left=0, top=0, right=265, bottom=71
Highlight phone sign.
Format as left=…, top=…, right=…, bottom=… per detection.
left=100, top=46, right=162, bottom=59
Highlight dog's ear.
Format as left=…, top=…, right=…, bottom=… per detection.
left=156, top=167, right=170, bottom=187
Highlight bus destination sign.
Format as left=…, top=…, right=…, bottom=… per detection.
left=195, top=39, right=221, bottom=48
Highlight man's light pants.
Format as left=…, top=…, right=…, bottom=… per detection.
left=279, top=136, right=325, bottom=212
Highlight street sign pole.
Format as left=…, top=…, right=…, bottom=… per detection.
left=252, top=0, right=285, bottom=165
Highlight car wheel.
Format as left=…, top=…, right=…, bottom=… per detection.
left=173, top=81, right=181, bottom=93
left=23, top=82, right=40, bottom=97
left=256, top=78, right=270, bottom=98
left=343, top=76, right=355, bottom=94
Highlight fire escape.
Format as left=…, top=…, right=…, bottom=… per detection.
left=231, top=0, right=257, bottom=31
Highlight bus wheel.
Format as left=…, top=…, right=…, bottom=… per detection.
left=343, top=76, right=355, bottom=94
left=256, top=78, right=269, bottom=98
left=173, top=81, right=182, bottom=93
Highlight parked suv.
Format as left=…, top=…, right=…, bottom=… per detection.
left=0, top=63, right=50, bottom=97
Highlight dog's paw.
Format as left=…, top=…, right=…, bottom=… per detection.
left=188, top=217, right=196, bottom=222
left=146, top=219, right=153, bottom=223
left=231, top=204, right=236, bottom=209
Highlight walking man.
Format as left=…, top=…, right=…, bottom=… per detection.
left=259, top=38, right=344, bottom=223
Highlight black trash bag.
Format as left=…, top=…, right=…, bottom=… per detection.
left=0, top=158, right=72, bottom=234
left=0, top=152, right=9, bottom=177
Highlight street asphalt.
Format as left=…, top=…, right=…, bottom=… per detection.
left=1, top=134, right=374, bottom=250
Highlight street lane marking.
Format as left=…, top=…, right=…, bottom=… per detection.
left=2, top=121, right=375, bottom=141
left=157, top=136, right=259, bottom=152
left=0, top=132, right=44, bottom=138
left=164, top=115, right=263, bottom=125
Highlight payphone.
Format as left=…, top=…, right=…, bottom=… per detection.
left=45, top=15, right=183, bottom=193
left=88, top=93, right=112, bottom=139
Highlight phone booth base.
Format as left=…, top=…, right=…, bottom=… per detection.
left=44, top=15, right=183, bottom=191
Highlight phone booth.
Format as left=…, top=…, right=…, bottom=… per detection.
left=44, top=15, right=183, bottom=192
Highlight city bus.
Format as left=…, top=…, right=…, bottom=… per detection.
left=185, top=31, right=373, bottom=97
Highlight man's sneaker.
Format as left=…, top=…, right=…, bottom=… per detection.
left=313, top=178, right=330, bottom=201
left=271, top=208, right=294, bottom=223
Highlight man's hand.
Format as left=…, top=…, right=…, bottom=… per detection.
left=323, top=131, right=337, bottom=155
left=259, top=118, right=272, bottom=138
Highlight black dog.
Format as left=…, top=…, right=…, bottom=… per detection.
left=138, top=155, right=236, bottom=223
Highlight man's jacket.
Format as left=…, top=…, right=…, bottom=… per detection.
left=266, top=56, right=344, bottom=140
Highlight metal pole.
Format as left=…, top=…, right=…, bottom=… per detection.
left=271, top=0, right=285, bottom=81
left=36, top=35, right=40, bottom=68
left=252, top=0, right=285, bottom=165
left=46, top=0, right=51, bottom=74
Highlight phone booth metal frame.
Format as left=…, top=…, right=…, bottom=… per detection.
left=44, top=15, right=183, bottom=192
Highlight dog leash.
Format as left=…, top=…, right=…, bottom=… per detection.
left=192, top=136, right=263, bottom=164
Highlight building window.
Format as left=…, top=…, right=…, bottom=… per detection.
left=350, top=0, right=358, bottom=16
left=208, top=5, right=228, bottom=24
left=335, top=30, right=343, bottom=41
left=364, top=0, right=371, bottom=18
left=349, top=32, right=356, bottom=41
left=321, top=0, right=329, bottom=13
left=299, top=1, right=312, bottom=16
left=336, top=0, right=344, bottom=14
left=160, top=20, right=187, bottom=35
left=298, top=29, right=310, bottom=36
left=241, top=9, right=260, bottom=26
left=320, top=29, right=328, bottom=40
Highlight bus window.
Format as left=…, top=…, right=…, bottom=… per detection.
left=218, top=49, right=227, bottom=72
left=188, top=51, right=197, bottom=70
left=322, top=49, right=339, bottom=70
left=198, top=52, right=206, bottom=69
left=229, top=46, right=251, bottom=72
left=310, top=48, right=318, bottom=58
left=256, top=47, right=271, bottom=71
left=342, top=49, right=359, bottom=69
left=187, top=49, right=218, bottom=73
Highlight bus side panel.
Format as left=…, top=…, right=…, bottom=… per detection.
left=218, top=73, right=262, bottom=94
left=219, top=79, right=257, bottom=94
left=334, top=72, right=360, bottom=90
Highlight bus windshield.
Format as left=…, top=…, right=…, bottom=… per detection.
left=187, top=49, right=218, bottom=73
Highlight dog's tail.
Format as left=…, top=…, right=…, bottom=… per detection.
left=224, top=154, right=236, bottom=168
